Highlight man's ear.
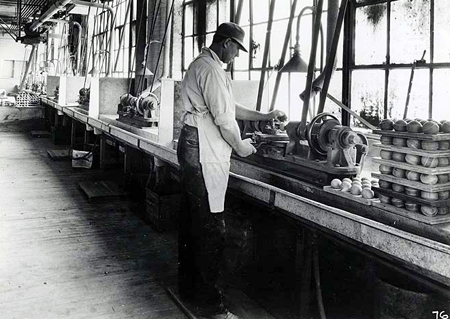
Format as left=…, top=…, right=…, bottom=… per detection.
left=222, top=38, right=231, bottom=48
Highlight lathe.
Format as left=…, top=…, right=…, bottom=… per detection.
left=117, top=91, right=160, bottom=128
left=239, top=112, right=369, bottom=186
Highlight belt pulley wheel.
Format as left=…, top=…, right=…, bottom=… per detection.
left=136, top=92, right=159, bottom=116
left=306, top=113, right=340, bottom=156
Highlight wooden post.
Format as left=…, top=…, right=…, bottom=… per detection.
left=99, top=134, right=106, bottom=170
left=71, top=119, right=77, bottom=148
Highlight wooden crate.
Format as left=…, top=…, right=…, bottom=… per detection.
left=145, top=188, right=181, bottom=232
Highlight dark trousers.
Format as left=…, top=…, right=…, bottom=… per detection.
left=177, top=125, right=226, bottom=315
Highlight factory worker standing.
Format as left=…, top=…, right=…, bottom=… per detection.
left=177, top=22, right=286, bottom=319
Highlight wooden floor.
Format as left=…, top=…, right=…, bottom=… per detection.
left=0, top=131, right=185, bottom=319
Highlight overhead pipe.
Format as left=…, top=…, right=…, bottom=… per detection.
left=30, top=0, right=72, bottom=32
left=47, top=19, right=82, bottom=75
left=72, top=0, right=114, bottom=76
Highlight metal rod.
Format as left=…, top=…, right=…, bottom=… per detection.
left=256, top=0, right=276, bottom=111
left=18, top=0, right=21, bottom=40
left=317, top=0, right=349, bottom=114
left=234, top=0, right=244, bottom=24
left=20, top=45, right=36, bottom=91
left=298, top=0, right=323, bottom=137
left=0, top=17, right=18, bottom=41
left=114, top=0, right=132, bottom=72
left=150, top=0, right=175, bottom=93
left=161, top=0, right=173, bottom=79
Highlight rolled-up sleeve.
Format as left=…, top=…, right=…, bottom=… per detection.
left=198, top=67, right=235, bottom=127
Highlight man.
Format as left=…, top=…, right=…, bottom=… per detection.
left=177, top=22, right=286, bottom=319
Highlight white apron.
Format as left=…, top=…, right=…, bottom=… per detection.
left=195, top=111, right=233, bottom=213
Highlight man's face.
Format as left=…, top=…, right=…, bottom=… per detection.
left=221, top=39, right=240, bottom=64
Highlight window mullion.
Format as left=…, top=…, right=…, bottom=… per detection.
left=429, top=0, right=434, bottom=119
left=384, top=0, right=391, bottom=119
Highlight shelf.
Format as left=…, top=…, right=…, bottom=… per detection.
left=373, top=158, right=450, bottom=175
left=373, top=129, right=450, bottom=141
left=372, top=172, right=450, bottom=192
left=373, top=143, right=450, bottom=157
left=373, top=186, right=450, bottom=207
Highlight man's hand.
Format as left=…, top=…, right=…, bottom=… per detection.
left=267, top=110, right=288, bottom=122
left=236, top=138, right=257, bottom=157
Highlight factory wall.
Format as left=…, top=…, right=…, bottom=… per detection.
left=0, top=35, right=28, bottom=94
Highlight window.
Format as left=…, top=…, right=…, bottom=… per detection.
left=181, top=0, right=342, bottom=120
left=350, top=0, right=450, bottom=125
left=0, top=60, right=14, bottom=78
left=182, top=0, right=228, bottom=73
left=0, top=60, right=25, bottom=79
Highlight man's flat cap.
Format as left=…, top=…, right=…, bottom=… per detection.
left=215, top=22, right=248, bottom=52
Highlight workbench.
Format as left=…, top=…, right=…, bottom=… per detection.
left=39, top=96, right=450, bottom=297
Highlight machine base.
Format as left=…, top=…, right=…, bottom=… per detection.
left=236, top=154, right=359, bottom=187
left=117, top=112, right=159, bottom=128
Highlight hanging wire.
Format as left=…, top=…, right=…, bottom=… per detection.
left=57, top=23, right=67, bottom=74
left=19, top=46, right=29, bottom=85
left=127, top=0, right=150, bottom=95
left=136, top=0, right=162, bottom=94
left=84, top=7, right=98, bottom=89
left=99, top=2, right=119, bottom=76
left=79, top=6, right=91, bottom=76
left=150, top=0, right=175, bottom=92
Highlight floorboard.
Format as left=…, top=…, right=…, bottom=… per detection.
left=0, top=132, right=185, bottom=319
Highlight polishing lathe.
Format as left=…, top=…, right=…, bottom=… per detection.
left=240, top=113, right=369, bottom=185
left=117, top=91, right=160, bottom=128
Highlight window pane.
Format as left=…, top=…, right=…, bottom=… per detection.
left=250, top=70, right=260, bottom=81
left=218, top=0, right=228, bottom=25
left=235, top=0, right=250, bottom=25
left=184, top=37, right=193, bottom=69
left=233, top=25, right=249, bottom=71
left=271, top=73, right=290, bottom=116
left=270, top=20, right=289, bottom=69
left=184, top=4, right=193, bottom=36
left=295, top=12, right=313, bottom=69
left=132, top=0, right=137, bottom=21
left=432, top=69, right=450, bottom=121
left=388, top=69, right=429, bottom=120
left=252, top=0, right=269, bottom=24
left=206, top=1, right=217, bottom=32
left=0, top=60, right=14, bottom=78
left=323, top=70, right=343, bottom=117
left=274, top=0, right=291, bottom=20
left=434, top=0, right=450, bottom=62
left=233, top=71, right=248, bottom=80
left=355, top=3, right=387, bottom=65
left=351, top=70, right=384, bottom=128
left=251, top=23, right=267, bottom=69
left=194, top=35, right=204, bottom=57
left=390, top=0, right=430, bottom=64
left=289, top=73, right=307, bottom=121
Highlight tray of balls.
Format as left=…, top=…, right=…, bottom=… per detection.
left=323, top=176, right=379, bottom=205
left=373, top=118, right=450, bottom=141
